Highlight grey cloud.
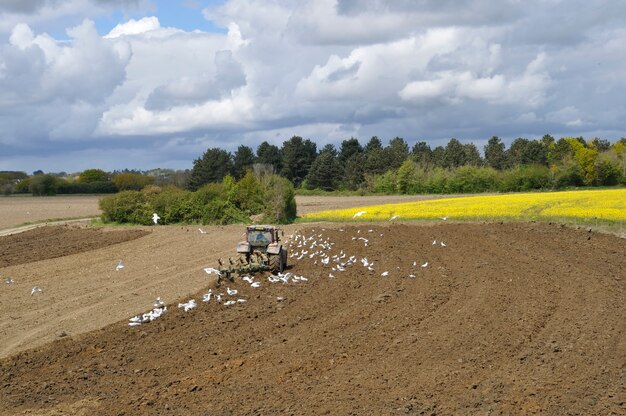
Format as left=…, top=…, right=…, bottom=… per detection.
left=0, top=0, right=52, bottom=14
left=326, top=61, right=360, bottom=82
left=145, top=49, right=246, bottom=111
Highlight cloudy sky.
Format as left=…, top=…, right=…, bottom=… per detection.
left=1, top=0, right=625, bottom=173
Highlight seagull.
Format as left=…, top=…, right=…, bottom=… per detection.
left=152, top=213, right=160, bottom=224
left=226, top=287, right=238, bottom=296
left=202, top=290, right=212, bottom=302
left=204, top=267, right=221, bottom=275
left=408, top=274, right=416, bottom=278
left=241, top=276, right=254, bottom=283
left=412, top=261, right=417, bottom=267
left=116, top=259, right=125, bottom=271
left=390, top=215, right=400, bottom=221
left=381, top=271, right=389, bottom=277
left=440, top=241, right=446, bottom=247
left=153, top=297, right=164, bottom=308
left=250, top=281, right=261, bottom=288
left=353, top=211, right=366, bottom=218
left=440, top=216, right=448, bottom=221
left=237, top=299, right=247, bottom=303
left=178, top=299, right=196, bottom=311
left=5, top=277, right=14, bottom=284
left=198, top=228, right=207, bottom=234
left=277, top=296, right=285, bottom=301
left=328, top=273, right=335, bottom=278
left=421, top=262, right=429, bottom=268
left=216, top=294, right=222, bottom=303
left=432, top=240, right=437, bottom=245
left=224, top=300, right=236, bottom=306
left=31, top=286, right=43, bottom=295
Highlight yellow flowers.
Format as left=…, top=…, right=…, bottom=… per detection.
left=302, top=189, right=626, bottom=223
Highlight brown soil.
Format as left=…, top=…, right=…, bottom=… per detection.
left=0, top=225, right=149, bottom=268
left=0, top=222, right=624, bottom=415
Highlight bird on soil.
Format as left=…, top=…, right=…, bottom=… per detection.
left=227, top=287, right=238, bottom=296
left=153, top=297, right=164, bottom=308
left=198, top=228, right=207, bottom=234
left=116, top=259, right=125, bottom=271
left=178, top=299, right=196, bottom=311
left=31, top=286, right=42, bottom=295
left=5, top=277, right=14, bottom=284
left=421, top=262, right=429, bottom=268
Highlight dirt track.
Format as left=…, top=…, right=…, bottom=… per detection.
left=0, top=222, right=624, bottom=415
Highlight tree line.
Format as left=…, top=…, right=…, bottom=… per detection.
left=3, top=134, right=625, bottom=197
left=188, top=135, right=626, bottom=193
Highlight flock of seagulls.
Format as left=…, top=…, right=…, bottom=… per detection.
left=128, top=266, right=309, bottom=327
left=286, top=226, right=447, bottom=280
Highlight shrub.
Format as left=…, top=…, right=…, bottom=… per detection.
left=501, top=165, right=551, bottom=192
left=99, top=191, right=152, bottom=224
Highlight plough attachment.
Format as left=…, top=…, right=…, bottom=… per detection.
left=216, top=253, right=271, bottom=285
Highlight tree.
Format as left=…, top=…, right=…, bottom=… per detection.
left=431, top=146, right=446, bottom=168
left=233, top=145, right=256, bottom=180
left=280, top=136, right=317, bottom=187
left=187, top=148, right=233, bottom=190
left=484, top=136, right=506, bottom=170
left=590, top=138, right=611, bottom=152
left=411, top=141, right=432, bottom=167
left=78, top=169, right=109, bottom=183
left=338, top=137, right=363, bottom=165
left=256, top=141, right=282, bottom=173
left=567, top=138, right=598, bottom=185
left=396, top=159, right=418, bottom=194
left=113, top=173, right=154, bottom=191
left=463, top=143, right=482, bottom=166
left=507, top=138, right=547, bottom=167
left=364, top=136, right=383, bottom=154
left=306, top=148, right=342, bottom=191
left=343, top=153, right=366, bottom=190
left=29, top=174, right=59, bottom=196
left=443, top=138, right=467, bottom=168
left=384, top=137, right=409, bottom=170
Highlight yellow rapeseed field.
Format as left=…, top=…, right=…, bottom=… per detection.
left=302, top=189, right=626, bottom=223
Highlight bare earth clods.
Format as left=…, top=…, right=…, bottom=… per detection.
left=0, top=223, right=625, bottom=415
left=0, top=225, right=149, bottom=268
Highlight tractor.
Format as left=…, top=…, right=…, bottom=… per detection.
left=216, top=225, right=288, bottom=284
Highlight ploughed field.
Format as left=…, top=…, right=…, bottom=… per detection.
left=1, top=222, right=624, bottom=415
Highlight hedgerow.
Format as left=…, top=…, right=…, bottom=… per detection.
left=99, top=172, right=296, bottom=225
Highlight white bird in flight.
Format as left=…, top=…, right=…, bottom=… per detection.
left=116, top=259, right=125, bottom=271
left=203, top=267, right=221, bottom=275
left=440, top=216, right=448, bottom=221
left=152, top=213, right=160, bottom=224
left=390, top=215, right=400, bottom=221
left=353, top=211, right=366, bottom=218
left=31, top=286, right=43, bottom=295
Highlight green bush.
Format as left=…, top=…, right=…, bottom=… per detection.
left=99, top=173, right=297, bottom=225
left=447, top=166, right=500, bottom=193
left=99, top=190, right=153, bottom=224
left=501, top=165, right=551, bottom=192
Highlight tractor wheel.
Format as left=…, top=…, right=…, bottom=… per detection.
left=269, top=254, right=282, bottom=274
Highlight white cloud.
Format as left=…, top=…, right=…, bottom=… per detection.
left=105, top=16, right=160, bottom=38
left=2, top=0, right=626, bottom=172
